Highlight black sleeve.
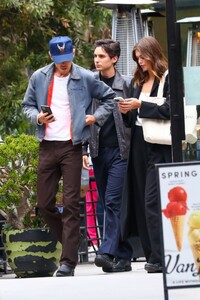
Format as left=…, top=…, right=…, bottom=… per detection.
left=121, top=78, right=137, bottom=128
left=139, top=75, right=170, bottom=120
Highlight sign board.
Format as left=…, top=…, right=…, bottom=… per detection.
left=156, top=162, right=200, bottom=299
left=183, top=67, right=200, bottom=105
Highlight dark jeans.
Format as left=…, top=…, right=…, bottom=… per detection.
left=37, top=140, right=82, bottom=268
left=92, top=147, right=132, bottom=260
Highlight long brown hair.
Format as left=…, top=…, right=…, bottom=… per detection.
left=132, top=36, right=168, bottom=86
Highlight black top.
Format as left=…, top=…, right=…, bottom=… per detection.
left=99, top=75, right=118, bottom=148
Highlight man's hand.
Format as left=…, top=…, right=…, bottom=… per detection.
left=85, top=115, right=96, bottom=126
left=38, top=111, right=55, bottom=124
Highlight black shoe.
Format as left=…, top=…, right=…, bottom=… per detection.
left=94, top=254, right=113, bottom=269
left=56, top=264, right=75, bottom=277
left=103, top=259, right=132, bottom=273
left=144, top=263, right=162, bottom=273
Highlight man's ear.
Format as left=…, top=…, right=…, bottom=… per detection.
left=112, top=55, right=119, bottom=64
left=73, top=48, right=76, bottom=58
left=49, top=51, right=53, bottom=61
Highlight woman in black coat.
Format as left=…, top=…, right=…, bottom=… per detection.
left=119, top=36, right=172, bottom=273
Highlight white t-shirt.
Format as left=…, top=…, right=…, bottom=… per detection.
left=44, top=75, right=71, bottom=141
left=135, top=92, right=150, bottom=126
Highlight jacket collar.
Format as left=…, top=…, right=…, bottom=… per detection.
left=112, top=70, right=131, bottom=90
left=40, top=63, right=54, bottom=77
left=94, top=69, right=131, bottom=90
left=134, top=77, right=160, bottom=98
left=40, top=62, right=81, bottom=80
left=151, top=77, right=160, bottom=95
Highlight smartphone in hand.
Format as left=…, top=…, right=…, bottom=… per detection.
left=114, top=97, right=125, bottom=102
left=41, top=105, right=53, bottom=116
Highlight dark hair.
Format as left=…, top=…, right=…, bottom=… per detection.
left=132, top=36, right=168, bottom=85
left=94, top=39, right=121, bottom=60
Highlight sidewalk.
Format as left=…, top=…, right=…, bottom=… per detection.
left=0, top=260, right=199, bottom=300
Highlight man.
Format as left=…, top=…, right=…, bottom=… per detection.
left=83, top=39, right=133, bottom=273
left=22, top=36, right=115, bottom=277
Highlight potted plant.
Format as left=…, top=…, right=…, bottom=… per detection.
left=0, top=134, right=61, bottom=278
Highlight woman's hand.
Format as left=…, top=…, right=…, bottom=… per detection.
left=118, top=98, right=141, bottom=114
left=82, top=155, right=91, bottom=170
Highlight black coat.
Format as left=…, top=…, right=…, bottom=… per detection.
left=120, top=75, right=171, bottom=240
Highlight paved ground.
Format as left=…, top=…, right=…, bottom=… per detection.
left=0, top=260, right=199, bottom=300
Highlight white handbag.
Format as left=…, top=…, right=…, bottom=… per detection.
left=141, top=72, right=197, bottom=145
left=141, top=71, right=172, bottom=145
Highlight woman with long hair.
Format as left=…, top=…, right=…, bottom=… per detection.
left=119, top=36, right=171, bottom=273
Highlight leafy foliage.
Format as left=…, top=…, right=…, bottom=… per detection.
left=0, top=134, right=39, bottom=229
left=3, top=0, right=54, bottom=18
left=0, top=0, right=112, bottom=138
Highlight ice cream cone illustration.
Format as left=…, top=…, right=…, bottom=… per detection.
left=170, top=215, right=185, bottom=252
left=162, top=186, right=188, bottom=252
left=188, top=211, right=200, bottom=277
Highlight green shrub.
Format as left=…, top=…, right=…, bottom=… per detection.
left=0, top=134, right=39, bottom=229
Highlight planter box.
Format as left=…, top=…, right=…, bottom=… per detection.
left=2, top=228, right=61, bottom=278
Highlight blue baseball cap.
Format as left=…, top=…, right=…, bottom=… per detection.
left=49, top=36, right=73, bottom=64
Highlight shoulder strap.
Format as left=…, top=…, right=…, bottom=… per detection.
left=157, top=70, right=168, bottom=98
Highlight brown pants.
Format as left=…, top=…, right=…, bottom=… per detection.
left=37, top=140, right=82, bottom=268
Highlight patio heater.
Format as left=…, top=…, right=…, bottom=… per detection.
left=141, top=8, right=164, bottom=37
left=95, top=0, right=157, bottom=76
left=185, top=18, right=200, bottom=67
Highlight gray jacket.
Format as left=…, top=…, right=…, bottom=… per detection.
left=84, top=70, right=132, bottom=160
left=22, top=62, right=116, bottom=145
